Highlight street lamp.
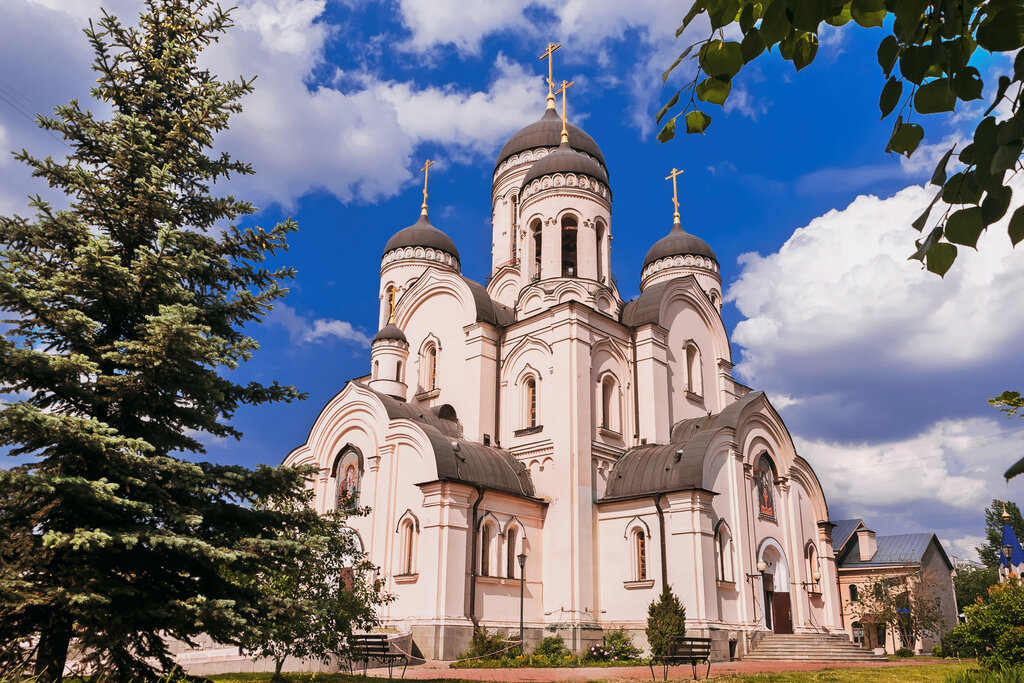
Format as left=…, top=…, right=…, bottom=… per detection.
left=1002, top=543, right=1013, bottom=578
left=518, top=552, right=527, bottom=654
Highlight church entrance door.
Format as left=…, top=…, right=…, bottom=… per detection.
left=771, top=593, right=793, bottom=634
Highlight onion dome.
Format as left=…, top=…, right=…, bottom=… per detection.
left=496, top=107, right=606, bottom=170
left=642, top=220, right=717, bottom=269
left=520, top=140, right=609, bottom=190
left=373, top=322, right=407, bottom=344
left=382, top=213, right=460, bottom=262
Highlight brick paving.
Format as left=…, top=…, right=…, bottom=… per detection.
left=364, top=657, right=948, bottom=681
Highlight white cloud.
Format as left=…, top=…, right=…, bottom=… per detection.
left=266, top=304, right=371, bottom=348
left=942, top=535, right=984, bottom=565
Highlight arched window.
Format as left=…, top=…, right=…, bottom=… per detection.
left=714, top=521, right=735, bottom=582
left=421, top=342, right=438, bottom=391
left=633, top=529, right=648, bottom=581
left=805, top=542, right=821, bottom=591
left=511, top=195, right=519, bottom=261
left=531, top=219, right=542, bottom=279
left=506, top=527, right=518, bottom=578
left=600, top=375, right=619, bottom=432
left=396, top=360, right=403, bottom=382
left=850, top=585, right=859, bottom=602
left=561, top=214, right=578, bottom=277
left=596, top=220, right=605, bottom=283
left=685, top=342, right=702, bottom=396
left=525, top=377, right=538, bottom=428
left=480, top=523, right=494, bottom=576
left=398, top=518, right=417, bottom=575
left=373, top=360, right=379, bottom=379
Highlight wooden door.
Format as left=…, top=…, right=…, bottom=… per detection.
left=771, top=592, right=793, bottom=634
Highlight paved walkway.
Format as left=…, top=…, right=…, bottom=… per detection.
left=364, top=657, right=945, bottom=681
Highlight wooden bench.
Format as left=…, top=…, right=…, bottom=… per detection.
left=346, top=633, right=408, bottom=680
left=649, top=636, right=712, bottom=681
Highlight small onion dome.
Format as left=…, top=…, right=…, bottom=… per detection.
left=642, top=221, right=717, bottom=270
left=372, top=322, right=407, bottom=344
left=382, top=213, right=460, bottom=262
left=520, top=140, right=609, bottom=191
left=496, top=107, right=606, bottom=171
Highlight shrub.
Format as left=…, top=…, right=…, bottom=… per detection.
left=459, top=628, right=511, bottom=660
left=605, top=629, right=643, bottom=660
left=895, top=646, right=915, bottom=657
left=533, top=635, right=570, bottom=659
left=943, top=625, right=980, bottom=659
left=957, top=577, right=1024, bottom=669
left=646, top=587, right=687, bottom=657
left=932, top=644, right=943, bottom=657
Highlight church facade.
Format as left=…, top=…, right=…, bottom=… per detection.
left=282, top=75, right=845, bottom=661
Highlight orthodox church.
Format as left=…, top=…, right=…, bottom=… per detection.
left=282, top=47, right=845, bottom=661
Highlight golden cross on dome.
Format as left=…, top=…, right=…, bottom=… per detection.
left=387, top=286, right=399, bottom=324
left=419, top=159, right=434, bottom=216
left=539, top=42, right=562, bottom=108
left=554, top=79, right=574, bottom=143
left=665, top=167, right=684, bottom=223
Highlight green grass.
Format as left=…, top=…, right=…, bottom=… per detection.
left=709, top=661, right=975, bottom=682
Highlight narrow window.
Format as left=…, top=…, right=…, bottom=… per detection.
left=424, top=344, right=438, bottom=390
left=715, top=521, right=734, bottom=582
left=634, top=530, right=647, bottom=581
left=481, top=525, right=492, bottom=576
left=373, top=360, right=379, bottom=379
left=601, top=376, right=617, bottom=431
left=685, top=343, right=702, bottom=396
left=511, top=195, right=519, bottom=261
left=596, top=221, right=605, bottom=283
left=400, top=520, right=415, bottom=575
left=850, top=585, right=859, bottom=602
left=506, top=528, right=518, bottom=578
left=396, top=360, right=402, bottom=382
left=561, top=214, right=578, bottom=277
left=531, top=219, right=543, bottom=279
left=525, top=378, right=537, bottom=427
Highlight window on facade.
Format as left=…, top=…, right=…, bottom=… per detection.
left=805, top=543, right=820, bottom=590
left=422, top=343, right=438, bottom=391
left=601, top=376, right=618, bottom=431
left=850, top=585, right=859, bottom=602
left=596, top=221, right=605, bottom=283
left=511, top=195, right=519, bottom=261
left=756, top=454, right=776, bottom=518
left=399, top=519, right=416, bottom=575
left=715, top=521, right=734, bottom=582
left=525, top=378, right=538, bottom=428
left=334, top=448, right=361, bottom=509
left=561, top=214, right=578, bottom=277
left=852, top=621, right=864, bottom=645
left=531, top=219, right=542, bottom=279
left=506, top=527, right=518, bottom=579
left=373, top=360, right=379, bottom=379
left=396, top=360, right=403, bottom=382
left=633, top=529, right=648, bottom=581
left=481, top=524, right=493, bottom=576
left=685, top=342, right=703, bottom=396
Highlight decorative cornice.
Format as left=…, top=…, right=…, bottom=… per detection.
left=381, top=246, right=460, bottom=271
left=520, top=172, right=610, bottom=202
left=641, top=253, right=720, bottom=283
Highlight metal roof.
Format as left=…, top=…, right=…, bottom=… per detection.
left=599, top=392, right=764, bottom=502
left=838, top=533, right=943, bottom=569
left=520, top=141, right=609, bottom=190
left=372, top=323, right=407, bottom=344
left=642, top=221, right=717, bottom=269
left=496, top=106, right=606, bottom=170
left=831, top=519, right=866, bottom=554
left=383, top=213, right=460, bottom=261
left=462, top=276, right=514, bottom=327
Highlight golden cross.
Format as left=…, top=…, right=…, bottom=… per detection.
left=419, top=159, right=434, bottom=215
left=387, top=286, right=398, bottom=324
left=554, top=79, right=574, bottom=143
left=665, top=167, right=684, bottom=223
left=539, top=42, right=562, bottom=105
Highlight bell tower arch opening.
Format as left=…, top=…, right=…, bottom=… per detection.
left=561, top=213, right=578, bottom=277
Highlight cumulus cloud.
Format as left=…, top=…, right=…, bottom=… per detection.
left=266, top=304, right=372, bottom=348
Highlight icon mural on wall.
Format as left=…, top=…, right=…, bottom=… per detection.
left=757, top=454, right=775, bottom=517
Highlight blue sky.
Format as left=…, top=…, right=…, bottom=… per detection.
left=2, top=0, right=1024, bottom=563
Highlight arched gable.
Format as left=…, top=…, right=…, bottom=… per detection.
left=502, top=336, right=552, bottom=377
left=657, top=276, right=731, bottom=365
left=396, top=268, right=475, bottom=330
left=283, top=381, right=389, bottom=471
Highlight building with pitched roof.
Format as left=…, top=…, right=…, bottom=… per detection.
left=282, top=51, right=848, bottom=661
left=832, top=518, right=957, bottom=653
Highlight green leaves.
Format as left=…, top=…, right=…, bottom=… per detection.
left=1009, top=206, right=1024, bottom=246
left=877, top=35, right=899, bottom=76
left=925, top=242, right=957, bottom=275
left=888, top=118, right=924, bottom=157
left=792, top=32, right=819, bottom=70
left=699, top=40, right=744, bottom=78
left=953, top=67, right=984, bottom=101
left=944, top=207, right=985, bottom=247
left=852, top=0, right=886, bottom=27
left=697, top=77, right=732, bottom=104
left=976, top=4, right=1024, bottom=52
left=879, top=76, right=903, bottom=117
left=914, top=78, right=957, bottom=114
left=685, top=110, right=713, bottom=134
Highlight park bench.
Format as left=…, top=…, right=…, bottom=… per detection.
left=346, top=632, right=408, bottom=680
left=649, top=636, right=712, bottom=681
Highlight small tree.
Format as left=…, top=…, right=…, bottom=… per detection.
left=847, top=569, right=947, bottom=651
left=978, top=499, right=1024, bottom=568
left=240, top=491, right=390, bottom=678
left=949, top=576, right=1024, bottom=668
left=954, top=562, right=999, bottom=608
left=646, top=586, right=686, bottom=657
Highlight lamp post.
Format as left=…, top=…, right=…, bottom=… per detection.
left=518, top=552, right=527, bottom=654
left=1002, top=543, right=1013, bottom=579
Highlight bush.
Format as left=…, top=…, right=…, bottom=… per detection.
left=604, top=629, right=643, bottom=660
left=943, top=625, right=980, bottom=659
left=458, top=628, right=513, bottom=660
left=957, top=577, right=1024, bottom=669
left=932, top=644, right=943, bottom=657
left=646, top=587, right=686, bottom=657
left=533, top=635, right=570, bottom=659
left=895, top=646, right=915, bottom=657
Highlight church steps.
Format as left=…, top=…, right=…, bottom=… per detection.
left=743, top=633, right=887, bottom=662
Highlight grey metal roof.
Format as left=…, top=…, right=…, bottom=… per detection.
left=366, top=385, right=536, bottom=498
left=620, top=279, right=679, bottom=328
left=838, top=533, right=940, bottom=568
left=462, top=276, right=514, bottom=327
left=520, top=141, right=610, bottom=191
left=496, top=107, right=606, bottom=170
left=372, top=323, right=407, bottom=344
left=383, top=213, right=460, bottom=261
left=831, top=519, right=865, bottom=554
left=642, top=221, right=717, bottom=269
left=600, top=392, right=765, bottom=502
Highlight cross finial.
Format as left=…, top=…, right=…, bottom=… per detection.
left=387, top=286, right=399, bottom=324
left=1004, top=500, right=1012, bottom=522
left=554, top=79, right=574, bottom=143
left=540, top=42, right=562, bottom=109
left=419, top=159, right=434, bottom=216
left=665, top=167, right=684, bottom=224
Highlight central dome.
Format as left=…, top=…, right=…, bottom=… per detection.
left=521, top=141, right=609, bottom=190
left=643, top=221, right=717, bottom=269
left=383, top=213, right=460, bottom=261
left=496, top=107, right=606, bottom=170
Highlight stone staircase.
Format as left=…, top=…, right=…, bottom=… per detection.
left=744, top=632, right=888, bottom=661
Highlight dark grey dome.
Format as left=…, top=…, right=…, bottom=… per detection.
left=520, top=141, right=610, bottom=191
left=372, top=323, right=407, bottom=344
left=383, top=213, right=460, bottom=261
left=496, top=107, right=606, bottom=170
left=642, top=221, right=717, bottom=269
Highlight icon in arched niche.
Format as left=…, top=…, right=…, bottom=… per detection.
left=757, top=454, right=776, bottom=518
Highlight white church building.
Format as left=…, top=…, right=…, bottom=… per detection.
left=283, top=67, right=846, bottom=661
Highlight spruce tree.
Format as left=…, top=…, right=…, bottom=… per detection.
left=0, top=1, right=310, bottom=679
left=645, top=586, right=687, bottom=657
